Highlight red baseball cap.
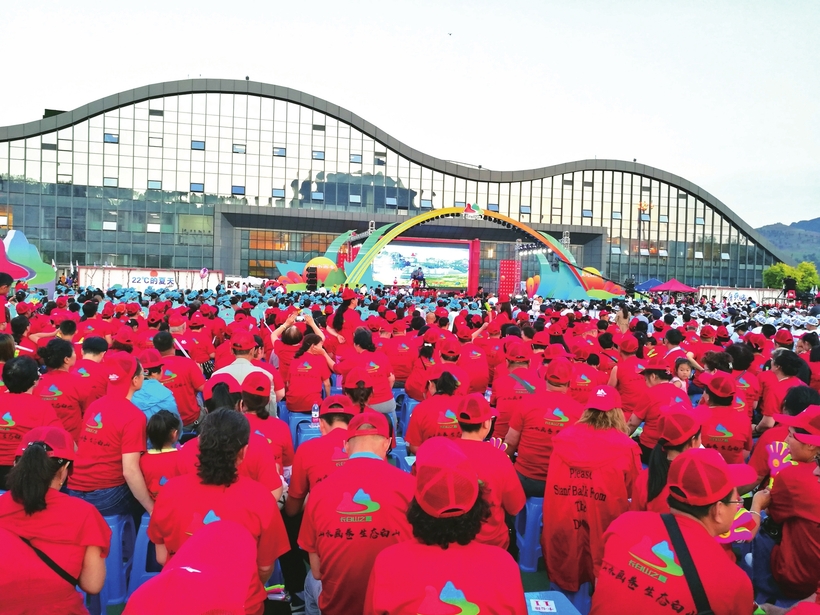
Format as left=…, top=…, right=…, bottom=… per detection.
left=319, top=394, right=356, bottom=416
left=774, top=405, right=820, bottom=446
left=147, top=313, right=163, bottom=325
left=231, top=332, right=257, bottom=351
left=700, top=325, right=716, bottom=339
left=585, top=385, right=622, bottom=412
left=346, top=411, right=390, bottom=440
left=138, top=349, right=164, bottom=370
left=639, top=358, right=671, bottom=374
left=15, top=302, right=31, bottom=315
left=498, top=293, right=510, bottom=303
left=505, top=342, right=530, bottom=362
left=392, top=320, right=408, bottom=334
left=546, top=357, right=572, bottom=386
left=456, top=393, right=494, bottom=424
left=203, top=373, right=241, bottom=401
left=716, top=326, right=730, bottom=339
left=532, top=331, right=551, bottom=346
left=107, top=352, right=139, bottom=392
left=241, top=371, right=271, bottom=398
left=440, top=339, right=462, bottom=358
left=15, top=425, right=75, bottom=461
left=168, top=314, right=186, bottom=327
left=619, top=334, right=639, bottom=354
left=113, top=327, right=134, bottom=346
left=658, top=404, right=707, bottom=447
left=422, top=329, right=440, bottom=345
left=341, top=288, right=357, bottom=301
left=434, top=307, right=448, bottom=319
left=456, top=327, right=474, bottom=342
left=366, top=317, right=383, bottom=332
left=543, top=344, right=571, bottom=360
left=344, top=367, right=374, bottom=389
left=414, top=438, right=479, bottom=518
left=700, top=372, right=736, bottom=398
left=667, top=447, right=757, bottom=506
left=747, top=333, right=766, bottom=351
left=774, top=329, right=794, bottom=345
left=487, top=321, right=501, bottom=335
left=572, top=344, right=591, bottom=361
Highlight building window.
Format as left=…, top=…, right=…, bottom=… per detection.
left=191, top=140, right=205, bottom=150
left=232, top=186, right=245, bottom=196
left=563, top=179, right=573, bottom=186
left=103, top=177, right=118, bottom=188
left=104, top=133, right=119, bottom=144
left=149, top=137, right=162, bottom=147
left=232, top=144, right=246, bottom=154
left=455, top=201, right=466, bottom=208
left=273, top=147, right=286, bottom=157
left=385, top=196, right=397, bottom=206
left=521, top=205, right=532, bottom=214
left=312, top=151, right=325, bottom=160
left=58, top=139, right=72, bottom=150
left=582, top=209, right=593, bottom=218
left=57, top=217, right=71, bottom=229
left=190, top=182, right=204, bottom=193
left=640, top=249, right=650, bottom=256
left=103, top=221, right=117, bottom=231
left=41, top=143, right=57, bottom=151
left=721, top=252, right=731, bottom=260
left=640, top=213, right=650, bottom=222
left=421, top=199, right=433, bottom=209
left=641, top=186, right=651, bottom=192
left=612, top=211, right=622, bottom=219
left=311, top=192, right=324, bottom=201
left=375, top=157, right=386, bottom=166
left=583, top=181, right=594, bottom=188
left=488, top=203, right=499, bottom=212
left=611, top=247, right=622, bottom=255
left=695, top=217, right=705, bottom=225
left=694, top=251, right=704, bottom=259
left=272, top=188, right=286, bottom=198
left=312, top=124, right=325, bottom=131
left=659, top=214, right=668, bottom=223
left=658, top=249, right=669, bottom=257
left=149, top=109, right=164, bottom=117
left=349, top=194, right=361, bottom=204
left=147, top=223, right=161, bottom=233
left=147, top=180, right=162, bottom=190
left=0, top=216, right=8, bottom=226
left=57, top=174, right=72, bottom=184
left=350, top=154, right=362, bottom=163
left=678, top=193, right=688, bottom=200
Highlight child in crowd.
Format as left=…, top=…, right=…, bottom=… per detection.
left=139, top=410, right=183, bottom=501
left=671, top=357, right=693, bottom=391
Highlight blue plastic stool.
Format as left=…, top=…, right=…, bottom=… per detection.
left=515, top=497, right=544, bottom=573
left=101, top=514, right=136, bottom=607
left=549, top=581, right=592, bottom=615
left=398, top=398, right=420, bottom=436
left=393, top=387, right=406, bottom=410
left=127, top=513, right=160, bottom=599
left=287, top=412, right=313, bottom=447
left=296, top=422, right=322, bottom=448
left=329, top=387, right=343, bottom=396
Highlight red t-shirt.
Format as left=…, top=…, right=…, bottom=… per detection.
left=246, top=413, right=294, bottom=471
left=404, top=356, right=439, bottom=402
left=158, top=355, right=206, bottom=425
left=733, top=369, right=761, bottom=412
left=336, top=350, right=395, bottom=404
left=508, top=389, right=584, bottom=481
left=614, top=355, right=649, bottom=420
left=490, top=366, right=546, bottom=441
left=382, top=337, right=415, bottom=382
left=701, top=405, right=753, bottom=464
left=760, top=374, right=804, bottom=417
left=769, top=462, right=820, bottom=598
left=286, top=352, right=332, bottom=412
left=0, top=393, right=63, bottom=466
left=747, top=424, right=789, bottom=480
left=629, top=468, right=670, bottom=514
left=34, top=369, right=86, bottom=441
left=590, top=512, right=753, bottom=615
left=250, top=359, right=285, bottom=392
left=0, top=490, right=111, bottom=615
left=139, top=449, right=185, bottom=501
left=456, top=342, right=490, bottom=394
left=273, top=339, right=300, bottom=383
left=452, top=438, right=526, bottom=549
left=635, top=382, right=691, bottom=450
left=68, top=395, right=147, bottom=491
left=148, top=473, right=288, bottom=614
left=71, top=359, right=110, bottom=408
left=178, top=434, right=282, bottom=494
left=543, top=423, right=641, bottom=592
left=298, top=456, right=415, bottom=615
left=568, top=362, right=607, bottom=405
left=404, top=395, right=463, bottom=448
left=364, top=540, right=526, bottom=615
left=288, top=427, right=349, bottom=500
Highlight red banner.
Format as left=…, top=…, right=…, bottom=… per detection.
left=498, top=260, right=521, bottom=297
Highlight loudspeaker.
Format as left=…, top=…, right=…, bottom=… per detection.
left=784, top=277, right=796, bottom=292
left=305, top=266, right=318, bottom=292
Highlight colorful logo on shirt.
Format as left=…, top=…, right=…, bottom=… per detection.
left=469, top=350, right=482, bottom=358
left=162, top=369, right=178, bottom=380
left=1, top=412, right=15, bottom=427
left=544, top=408, right=569, bottom=426
left=87, top=412, right=104, bottom=430
left=254, top=429, right=272, bottom=444
left=509, top=374, right=536, bottom=395
left=77, top=367, right=90, bottom=378
left=710, top=424, right=733, bottom=439
left=159, top=476, right=169, bottom=486
left=636, top=363, right=646, bottom=371
left=366, top=361, right=379, bottom=373
left=437, top=409, right=459, bottom=428
left=737, top=377, right=750, bottom=389
left=331, top=446, right=349, bottom=466
left=398, top=343, right=410, bottom=351
left=628, top=537, right=683, bottom=583
left=417, top=581, right=480, bottom=615
left=673, top=396, right=684, bottom=404
left=577, top=374, right=591, bottom=384
left=734, top=396, right=746, bottom=412
left=203, top=510, right=221, bottom=525
left=337, top=488, right=380, bottom=522
left=42, top=385, right=63, bottom=399
left=297, top=361, right=313, bottom=372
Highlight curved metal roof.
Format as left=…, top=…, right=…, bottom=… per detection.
left=0, top=78, right=787, bottom=263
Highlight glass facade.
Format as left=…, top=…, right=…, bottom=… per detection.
left=0, top=81, right=783, bottom=288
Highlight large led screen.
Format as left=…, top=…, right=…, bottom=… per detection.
left=371, top=241, right=470, bottom=289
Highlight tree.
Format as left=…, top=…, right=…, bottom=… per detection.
left=763, top=261, right=820, bottom=292
left=795, top=261, right=820, bottom=292
left=763, top=262, right=793, bottom=289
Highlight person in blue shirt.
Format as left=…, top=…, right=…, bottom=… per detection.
left=132, top=349, right=181, bottom=444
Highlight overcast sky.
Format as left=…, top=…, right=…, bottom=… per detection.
left=3, top=0, right=818, bottom=228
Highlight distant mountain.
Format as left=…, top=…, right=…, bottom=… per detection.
left=757, top=218, right=820, bottom=267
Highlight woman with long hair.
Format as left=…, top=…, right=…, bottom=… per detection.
left=0, top=426, right=110, bottom=614
left=0, top=333, right=15, bottom=391
left=285, top=333, right=332, bottom=414
left=335, top=327, right=397, bottom=428
left=404, top=369, right=462, bottom=454
left=35, top=339, right=85, bottom=441
left=543, top=385, right=641, bottom=594
left=327, top=288, right=363, bottom=347
left=404, top=328, right=440, bottom=402
left=629, top=405, right=704, bottom=512
left=240, top=372, right=294, bottom=478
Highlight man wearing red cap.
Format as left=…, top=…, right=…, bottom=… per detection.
left=404, top=365, right=463, bottom=455
left=696, top=372, right=752, bottom=464
left=437, top=338, right=471, bottom=395
left=489, top=341, right=544, bottom=441
left=505, top=357, right=585, bottom=497
left=454, top=394, right=525, bottom=549
left=212, top=331, right=285, bottom=406
left=364, top=437, right=526, bottom=614
left=757, top=350, right=806, bottom=435
left=590, top=448, right=755, bottom=614
left=750, top=405, right=820, bottom=601
left=607, top=333, right=647, bottom=421
left=455, top=327, right=490, bottom=394
left=153, top=331, right=207, bottom=429
left=568, top=343, right=607, bottom=405
left=299, top=411, right=415, bottom=615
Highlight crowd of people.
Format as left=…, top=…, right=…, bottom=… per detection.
left=0, top=268, right=819, bottom=614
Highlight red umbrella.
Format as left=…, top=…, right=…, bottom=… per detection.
left=650, top=279, right=697, bottom=293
